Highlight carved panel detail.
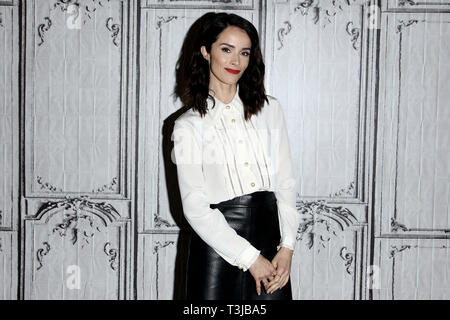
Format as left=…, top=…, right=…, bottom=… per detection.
left=296, top=200, right=358, bottom=251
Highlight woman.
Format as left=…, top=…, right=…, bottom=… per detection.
left=172, top=12, right=300, bottom=300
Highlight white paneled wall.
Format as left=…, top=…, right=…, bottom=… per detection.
left=0, top=0, right=448, bottom=300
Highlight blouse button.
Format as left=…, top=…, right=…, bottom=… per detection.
left=226, top=105, right=231, bottom=109
left=250, top=182, right=255, bottom=187
left=238, top=140, right=243, bottom=144
left=231, top=118, right=236, bottom=123
left=244, top=162, right=249, bottom=167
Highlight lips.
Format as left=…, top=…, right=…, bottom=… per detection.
left=225, top=68, right=240, bottom=75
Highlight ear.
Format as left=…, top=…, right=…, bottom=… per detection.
left=200, top=46, right=210, bottom=62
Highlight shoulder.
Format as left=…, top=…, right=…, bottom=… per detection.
left=174, top=108, right=203, bottom=131
left=263, top=94, right=283, bottom=117
left=173, top=108, right=204, bottom=142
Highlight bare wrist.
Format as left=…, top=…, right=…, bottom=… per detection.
left=280, top=247, right=294, bottom=255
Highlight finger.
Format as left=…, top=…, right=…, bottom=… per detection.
left=255, top=280, right=261, bottom=296
left=279, top=275, right=288, bottom=289
left=262, top=279, right=269, bottom=292
left=267, top=280, right=281, bottom=294
left=267, top=276, right=281, bottom=293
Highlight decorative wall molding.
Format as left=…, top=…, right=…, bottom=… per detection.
left=104, top=242, right=119, bottom=271
left=35, top=195, right=121, bottom=223
left=153, top=241, right=175, bottom=300
left=155, top=0, right=244, bottom=2
left=390, top=218, right=450, bottom=234
left=277, top=21, right=291, bottom=50
left=32, top=196, right=121, bottom=271
left=37, top=175, right=120, bottom=194
left=37, top=0, right=121, bottom=47
left=92, top=177, right=119, bottom=194
left=143, top=0, right=248, bottom=7
left=394, top=0, right=450, bottom=8
left=53, top=0, right=112, bottom=24
left=389, top=244, right=411, bottom=258
left=329, top=181, right=356, bottom=198
left=296, top=200, right=358, bottom=251
left=37, top=17, right=52, bottom=46
left=106, top=17, right=121, bottom=47
left=277, top=0, right=361, bottom=50
left=346, top=22, right=360, bottom=50
left=36, top=242, right=51, bottom=270
left=51, top=210, right=102, bottom=247
left=390, top=218, right=408, bottom=232
left=156, top=15, right=179, bottom=29
left=154, top=212, right=177, bottom=228
left=36, top=176, right=63, bottom=193
left=340, top=246, right=355, bottom=275
left=396, top=19, right=419, bottom=33
left=380, top=17, right=450, bottom=235
left=398, top=0, right=416, bottom=6
left=389, top=244, right=449, bottom=259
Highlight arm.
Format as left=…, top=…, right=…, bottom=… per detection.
left=172, top=120, right=260, bottom=271
left=272, top=99, right=302, bottom=252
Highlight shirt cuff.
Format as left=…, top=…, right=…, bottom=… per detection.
left=277, top=238, right=296, bottom=252
left=236, top=244, right=260, bottom=272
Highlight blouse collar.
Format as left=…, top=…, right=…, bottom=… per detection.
left=205, top=84, right=243, bottom=127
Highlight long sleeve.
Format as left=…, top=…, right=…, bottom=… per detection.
left=172, top=119, right=260, bottom=271
left=272, top=100, right=301, bottom=252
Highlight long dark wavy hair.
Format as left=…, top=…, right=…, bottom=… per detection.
left=174, top=12, right=268, bottom=121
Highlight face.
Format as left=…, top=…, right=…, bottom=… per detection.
left=201, top=26, right=252, bottom=87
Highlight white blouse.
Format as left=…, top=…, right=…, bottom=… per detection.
left=171, top=86, right=303, bottom=272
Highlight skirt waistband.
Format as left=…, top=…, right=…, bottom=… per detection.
left=210, top=191, right=277, bottom=209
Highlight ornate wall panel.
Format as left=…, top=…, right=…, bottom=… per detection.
left=265, top=0, right=369, bottom=204
left=137, top=233, right=183, bottom=300
left=20, top=0, right=137, bottom=300
left=142, top=0, right=255, bottom=9
left=261, top=0, right=374, bottom=300
left=23, top=197, right=130, bottom=299
left=374, top=238, right=450, bottom=299
left=24, top=0, right=130, bottom=199
left=0, top=3, right=18, bottom=231
left=373, top=6, right=450, bottom=300
left=376, top=12, right=450, bottom=237
left=0, top=231, right=18, bottom=299
left=0, top=1, right=19, bottom=300
left=386, top=0, right=450, bottom=11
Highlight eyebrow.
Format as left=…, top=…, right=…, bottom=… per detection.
left=219, top=43, right=251, bottom=50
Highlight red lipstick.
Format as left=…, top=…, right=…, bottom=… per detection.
left=225, top=68, right=240, bottom=74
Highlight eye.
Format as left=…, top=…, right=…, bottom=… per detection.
left=221, top=47, right=231, bottom=53
left=241, top=51, right=250, bottom=57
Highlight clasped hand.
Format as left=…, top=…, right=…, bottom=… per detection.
left=248, top=247, right=293, bottom=295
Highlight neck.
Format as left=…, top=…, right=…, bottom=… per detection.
left=209, top=83, right=237, bottom=105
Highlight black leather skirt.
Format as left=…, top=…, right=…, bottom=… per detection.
left=186, top=190, right=293, bottom=300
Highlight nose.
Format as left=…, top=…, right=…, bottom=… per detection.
left=230, top=52, right=240, bottom=66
